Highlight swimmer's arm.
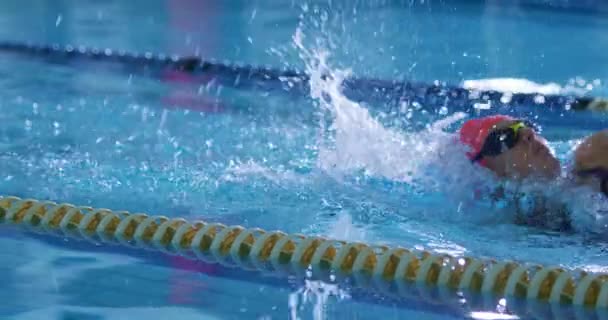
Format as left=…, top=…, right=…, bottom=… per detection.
left=513, top=195, right=573, bottom=232
left=489, top=187, right=566, bottom=229
left=513, top=193, right=550, bottom=227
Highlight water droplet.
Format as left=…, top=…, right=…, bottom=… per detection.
left=473, top=102, right=491, bottom=110
left=576, top=77, right=586, bottom=86
left=498, top=298, right=507, bottom=306
left=442, top=257, right=450, bottom=267
left=500, top=93, right=513, bottom=104
left=329, top=269, right=336, bottom=282
left=533, top=95, right=546, bottom=104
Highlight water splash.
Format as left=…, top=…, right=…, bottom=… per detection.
left=559, top=183, right=608, bottom=237
left=291, top=23, right=510, bottom=228
left=462, top=78, right=589, bottom=96
left=326, top=211, right=368, bottom=242
left=293, top=26, right=474, bottom=186
left=221, top=159, right=305, bottom=184
left=288, top=269, right=351, bottom=320
left=292, top=25, right=608, bottom=238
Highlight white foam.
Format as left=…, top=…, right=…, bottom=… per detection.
left=326, top=211, right=368, bottom=242
left=462, top=77, right=587, bottom=96
left=221, top=159, right=303, bottom=184
left=289, top=274, right=351, bottom=320
left=293, top=24, right=478, bottom=187
left=290, top=24, right=507, bottom=226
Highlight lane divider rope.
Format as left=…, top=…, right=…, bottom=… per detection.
left=0, top=41, right=606, bottom=112
left=0, top=195, right=606, bottom=309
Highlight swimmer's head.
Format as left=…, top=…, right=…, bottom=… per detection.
left=459, top=115, right=560, bottom=180
left=573, top=130, right=608, bottom=196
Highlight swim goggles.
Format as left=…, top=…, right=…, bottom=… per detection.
left=472, top=120, right=537, bottom=163
left=575, top=168, right=608, bottom=196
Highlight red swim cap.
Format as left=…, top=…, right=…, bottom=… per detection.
left=459, top=115, right=514, bottom=165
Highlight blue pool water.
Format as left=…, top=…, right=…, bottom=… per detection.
left=1, top=1, right=608, bottom=319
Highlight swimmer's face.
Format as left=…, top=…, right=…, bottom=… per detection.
left=484, top=120, right=560, bottom=180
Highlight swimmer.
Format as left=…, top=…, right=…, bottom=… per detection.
left=459, top=115, right=560, bottom=180
left=459, top=115, right=569, bottom=231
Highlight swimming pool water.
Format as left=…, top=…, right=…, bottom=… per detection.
left=1, top=1, right=608, bottom=319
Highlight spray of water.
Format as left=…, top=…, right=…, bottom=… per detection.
left=296, top=27, right=448, bottom=181
left=294, top=15, right=608, bottom=237
left=288, top=269, right=351, bottom=320
left=291, top=24, right=512, bottom=227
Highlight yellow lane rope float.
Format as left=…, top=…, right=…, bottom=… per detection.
left=1, top=195, right=607, bottom=309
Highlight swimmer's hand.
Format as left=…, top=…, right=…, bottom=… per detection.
left=574, top=130, right=608, bottom=175
left=573, top=130, right=608, bottom=194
